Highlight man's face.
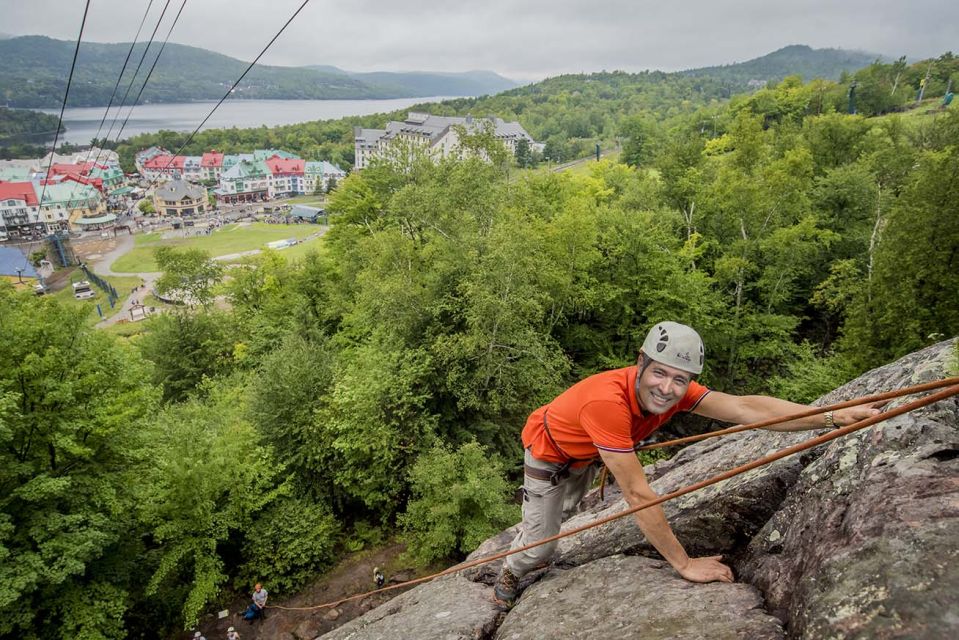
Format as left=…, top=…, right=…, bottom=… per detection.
left=637, top=359, right=692, bottom=415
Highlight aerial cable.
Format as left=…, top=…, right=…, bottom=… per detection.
left=149, top=0, right=313, bottom=191
left=38, top=0, right=92, bottom=213
left=88, top=0, right=158, bottom=171
left=99, top=0, right=173, bottom=148
left=113, top=0, right=189, bottom=142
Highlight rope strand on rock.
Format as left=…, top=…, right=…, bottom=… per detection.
left=637, top=375, right=959, bottom=452
left=269, top=379, right=959, bottom=612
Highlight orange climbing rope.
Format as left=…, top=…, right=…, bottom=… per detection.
left=636, top=375, right=959, bottom=452
left=270, top=377, right=959, bottom=612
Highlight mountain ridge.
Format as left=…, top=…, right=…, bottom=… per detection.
left=0, top=36, right=517, bottom=108
left=680, top=43, right=886, bottom=84
left=1, top=37, right=886, bottom=110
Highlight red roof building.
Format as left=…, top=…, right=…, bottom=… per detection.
left=264, top=157, right=305, bottom=176
left=201, top=152, right=224, bottom=168
left=0, top=181, right=39, bottom=206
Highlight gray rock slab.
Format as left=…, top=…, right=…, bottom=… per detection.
left=555, top=426, right=813, bottom=568
left=316, top=574, right=501, bottom=640
left=495, top=554, right=784, bottom=640
left=741, top=338, right=959, bottom=639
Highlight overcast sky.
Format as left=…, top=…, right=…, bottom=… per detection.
left=1, top=0, right=955, bottom=81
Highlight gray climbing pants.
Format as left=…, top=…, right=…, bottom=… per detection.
left=505, top=447, right=599, bottom=578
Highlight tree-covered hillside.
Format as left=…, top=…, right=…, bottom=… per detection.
left=681, top=44, right=883, bottom=86
left=0, top=36, right=389, bottom=108
left=110, top=52, right=958, bottom=172
left=0, top=36, right=516, bottom=108
left=0, top=106, right=63, bottom=143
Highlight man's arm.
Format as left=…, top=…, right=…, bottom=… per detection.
left=598, top=448, right=733, bottom=583
left=693, top=391, right=883, bottom=431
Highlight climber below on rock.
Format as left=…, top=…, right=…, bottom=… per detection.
left=492, top=321, right=884, bottom=609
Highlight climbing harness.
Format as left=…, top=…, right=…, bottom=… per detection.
left=269, top=376, right=959, bottom=613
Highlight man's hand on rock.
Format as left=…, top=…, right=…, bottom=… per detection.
left=834, top=401, right=885, bottom=427
left=677, top=555, right=734, bottom=583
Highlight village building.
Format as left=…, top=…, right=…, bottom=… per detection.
left=353, top=112, right=540, bottom=170
left=182, top=156, right=204, bottom=182
left=42, top=147, right=120, bottom=167
left=135, top=146, right=171, bottom=173
left=304, top=161, right=346, bottom=193
left=40, top=182, right=107, bottom=232
left=215, top=160, right=271, bottom=203
left=0, top=180, right=105, bottom=238
left=47, top=162, right=124, bottom=193
left=141, top=154, right=185, bottom=182
left=264, top=157, right=305, bottom=198
left=0, top=159, right=44, bottom=182
left=0, top=181, right=42, bottom=240
left=201, top=152, right=224, bottom=181
left=153, top=179, right=209, bottom=217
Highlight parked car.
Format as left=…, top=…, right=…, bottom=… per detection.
left=73, top=281, right=95, bottom=300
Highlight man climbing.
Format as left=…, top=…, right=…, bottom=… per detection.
left=492, top=321, right=883, bottom=608
left=243, top=583, right=268, bottom=622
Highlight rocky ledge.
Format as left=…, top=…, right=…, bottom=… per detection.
left=317, top=339, right=958, bottom=639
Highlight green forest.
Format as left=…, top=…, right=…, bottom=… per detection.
left=0, top=107, right=65, bottom=157
left=2, top=55, right=958, bottom=639
left=109, top=52, right=959, bottom=173
left=0, top=37, right=515, bottom=109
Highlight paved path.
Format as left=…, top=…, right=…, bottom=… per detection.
left=90, top=233, right=161, bottom=329
left=89, top=227, right=327, bottom=328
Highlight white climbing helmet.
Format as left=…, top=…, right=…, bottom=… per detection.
left=641, top=321, right=704, bottom=375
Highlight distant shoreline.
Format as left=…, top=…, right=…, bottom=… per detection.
left=36, top=96, right=462, bottom=145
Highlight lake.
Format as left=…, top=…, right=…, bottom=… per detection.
left=43, top=96, right=459, bottom=145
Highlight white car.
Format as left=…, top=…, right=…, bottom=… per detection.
left=73, top=281, right=95, bottom=299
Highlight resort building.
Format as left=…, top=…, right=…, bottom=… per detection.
left=215, top=160, right=271, bottom=203
left=183, top=156, right=204, bottom=183
left=40, top=183, right=107, bottom=232
left=0, top=181, right=42, bottom=240
left=0, top=181, right=106, bottom=238
left=264, top=157, right=305, bottom=198
left=353, top=112, right=540, bottom=169
left=304, top=161, right=346, bottom=193
left=201, top=152, right=224, bottom=181
left=141, top=154, right=186, bottom=182
left=135, top=146, right=171, bottom=173
left=153, top=179, right=209, bottom=217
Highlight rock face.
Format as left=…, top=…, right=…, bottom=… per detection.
left=740, top=340, right=959, bottom=639
left=318, top=575, right=501, bottom=640
left=495, top=555, right=784, bottom=640
left=317, top=339, right=958, bottom=640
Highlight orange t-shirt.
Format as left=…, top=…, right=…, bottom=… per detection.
left=522, top=366, right=710, bottom=463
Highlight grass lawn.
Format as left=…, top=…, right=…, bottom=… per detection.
left=52, top=273, right=144, bottom=324
left=284, top=195, right=327, bottom=205
left=102, top=320, right=150, bottom=338
left=112, top=223, right=321, bottom=272
left=225, top=232, right=326, bottom=265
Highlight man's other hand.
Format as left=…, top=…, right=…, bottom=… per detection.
left=677, top=555, right=734, bottom=583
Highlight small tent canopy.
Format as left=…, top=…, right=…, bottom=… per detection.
left=73, top=214, right=118, bottom=225
left=289, top=205, right=324, bottom=222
